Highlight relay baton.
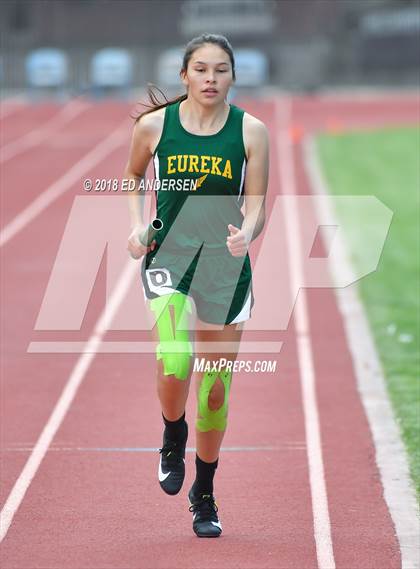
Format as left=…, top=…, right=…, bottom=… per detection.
left=139, top=218, right=163, bottom=247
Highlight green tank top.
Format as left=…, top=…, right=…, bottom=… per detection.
left=152, top=99, right=247, bottom=255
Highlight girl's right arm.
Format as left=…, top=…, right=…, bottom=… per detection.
left=124, top=111, right=163, bottom=259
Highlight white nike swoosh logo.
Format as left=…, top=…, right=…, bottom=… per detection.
left=158, top=456, right=171, bottom=482
left=211, top=521, right=222, bottom=530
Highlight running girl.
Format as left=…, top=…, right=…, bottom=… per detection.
left=124, top=33, right=269, bottom=537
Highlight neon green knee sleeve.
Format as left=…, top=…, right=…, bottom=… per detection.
left=150, top=293, right=192, bottom=381
left=196, top=370, right=232, bottom=432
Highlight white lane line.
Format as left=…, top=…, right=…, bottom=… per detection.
left=303, top=134, right=420, bottom=569
left=0, top=120, right=128, bottom=247
left=0, top=100, right=89, bottom=164
left=0, top=259, right=138, bottom=542
left=276, top=97, right=336, bottom=569
left=0, top=445, right=306, bottom=453
left=0, top=98, right=26, bottom=119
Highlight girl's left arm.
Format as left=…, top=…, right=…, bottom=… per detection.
left=226, top=115, right=269, bottom=257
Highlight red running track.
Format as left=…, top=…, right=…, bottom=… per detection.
left=0, top=94, right=418, bottom=568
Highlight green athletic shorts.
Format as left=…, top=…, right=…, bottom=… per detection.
left=141, top=245, right=253, bottom=325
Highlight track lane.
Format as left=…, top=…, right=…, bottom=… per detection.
left=0, top=101, right=130, bottom=229
left=0, top=123, right=131, bottom=509
left=0, top=102, right=71, bottom=146
left=0, top=339, right=317, bottom=568
left=1, top=95, right=416, bottom=567
left=290, top=98, right=405, bottom=568
left=1, top=98, right=319, bottom=568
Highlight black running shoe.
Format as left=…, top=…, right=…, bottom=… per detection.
left=158, top=423, right=188, bottom=495
left=188, top=488, right=222, bottom=537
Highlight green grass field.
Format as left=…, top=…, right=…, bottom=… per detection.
left=316, top=127, right=420, bottom=500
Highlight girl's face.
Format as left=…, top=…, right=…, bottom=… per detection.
left=181, top=43, right=234, bottom=106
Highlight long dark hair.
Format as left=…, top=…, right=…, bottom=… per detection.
left=133, top=34, right=235, bottom=123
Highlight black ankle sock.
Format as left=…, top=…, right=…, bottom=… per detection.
left=191, top=454, right=218, bottom=496
left=162, top=412, right=187, bottom=441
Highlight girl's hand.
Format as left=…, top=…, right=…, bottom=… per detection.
left=226, top=224, right=251, bottom=257
left=127, top=225, right=156, bottom=259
